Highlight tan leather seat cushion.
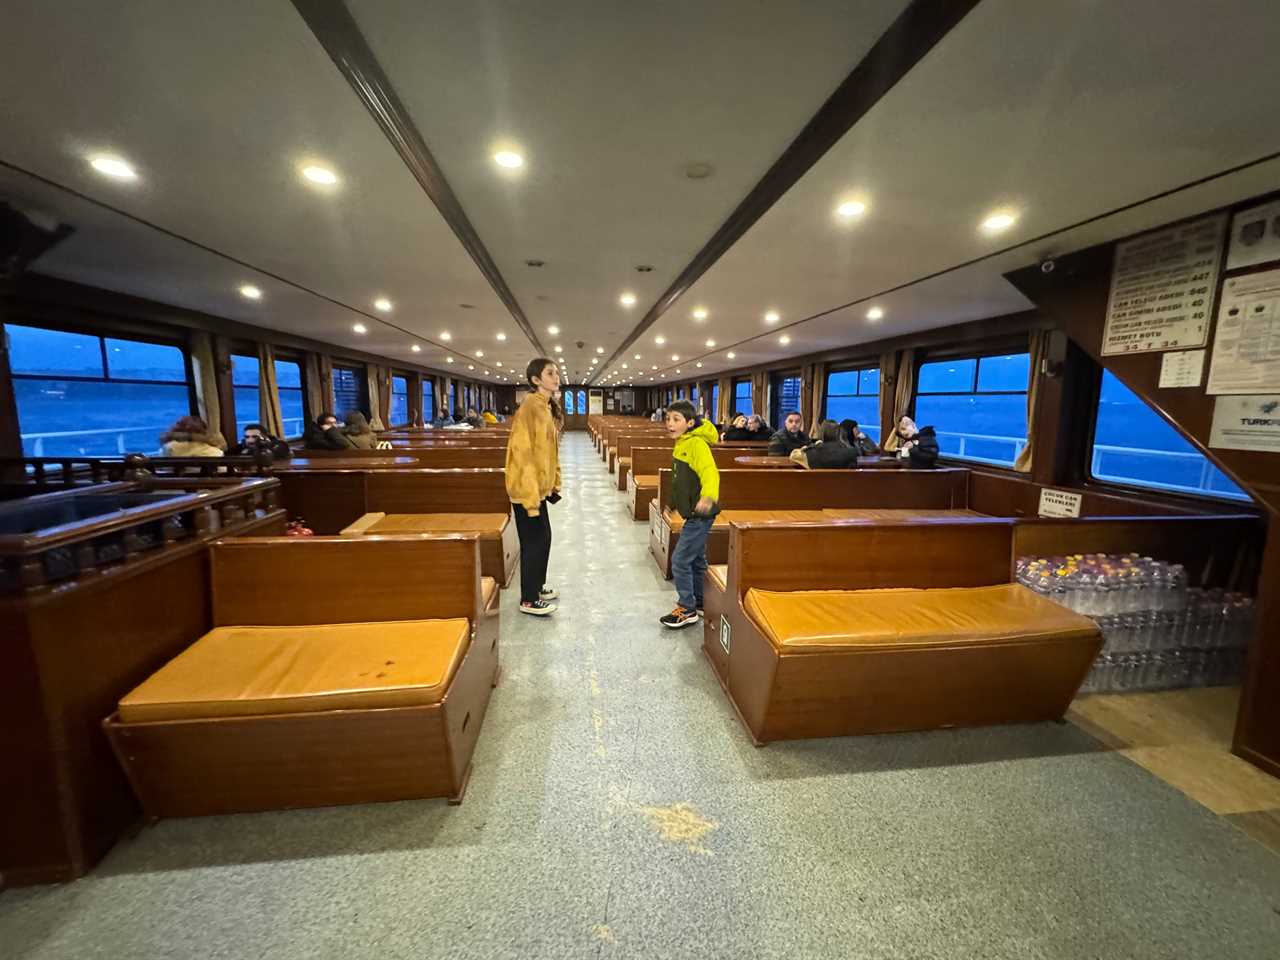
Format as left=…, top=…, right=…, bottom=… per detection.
left=708, top=565, right=728, bottom=590
left=481, top=576, right=498, bottom=608
left=618, top=456, right=632, bottom=467
left=366, top=513, right=508, bottom=536
left=744, top=583, right=1098, bottom=653
left=119, top=619, right=471, bottom=722
left=820, top=508, right=982, bottom=520
left=665, top=509, right=827, bottom=532
left=634, top=474, right=659, bottom=487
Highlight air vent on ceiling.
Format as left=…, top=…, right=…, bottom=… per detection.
left=525, top=259, right=545, bottom=268
left=635, top=264, right=653, bottom=273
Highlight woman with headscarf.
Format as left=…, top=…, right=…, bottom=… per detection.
left=342, top=410, right=378, bottom=449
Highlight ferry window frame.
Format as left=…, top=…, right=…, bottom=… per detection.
left=421, top=375, right=435, bottom=423
left=389, top=373, right=411, bottom=427
left=331, top=362, right=367, bottom=419
left=272, top=354, right=306, bottom=440
left=770, top=369, right=802, bottom=428
left=229, top=352, right=262, bottom=439
left=1086, top=368, right=1251, bottom=504
left=911, top=348, right=1031, bottom=469
left=822, top=364, right=881, bottom=441
left=6, top=320, right=197, bottom=458
left=732, top=378, right=752, bottom=418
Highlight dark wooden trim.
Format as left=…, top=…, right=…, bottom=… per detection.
left=290, top=0, right=545, bottom=357
left=600, top=0, right=984, bottom=376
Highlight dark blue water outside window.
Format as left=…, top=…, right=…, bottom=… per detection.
left=824, top=367, right=881, bottom=441
left=914, top=353, right=1030, bottom=467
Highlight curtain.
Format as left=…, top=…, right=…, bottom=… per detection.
left=716, top=377, right=732, bottom=423
left=443, top=376, right=453, bottom=416
left=256, top=343, right=285, bottom=438
left=189, top=331, right=227, bottom=450
left=802, top=362, right=827, bottom=437
left=1013, top=330, right=1051, bottom=473
left=751, top=371, right=769, bottom=423
left=303, top=352, right=324, bottom=420
left=365, top=363, right=386, bottom=430
left=882, top=348, right=916, bottom=452
left=380, top=367, right=393, bottom=426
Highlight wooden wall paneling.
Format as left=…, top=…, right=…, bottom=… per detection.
left=365, top=468, right=509, bottom=515
left=1235, top=525, right=1280, bottom=778
left=276, top=470, right=366, bottom=535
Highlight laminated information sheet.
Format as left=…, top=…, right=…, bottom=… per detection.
left=1101, top=215, right=1225, bottom=355
left=1207, top=268, right=1280, bottom=395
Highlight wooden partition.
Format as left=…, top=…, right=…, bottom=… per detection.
left=287, top=446, right=506, bottom=469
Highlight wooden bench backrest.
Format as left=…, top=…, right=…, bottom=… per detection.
left=617, top=432, right=672, bottom=457
left=659, top=467, right=971, bottom=512
left=289, top=447, right=506, bottom=467
left=210, top=535, right=481, bottom=625
left=731, top=519, right=1014, bottom=596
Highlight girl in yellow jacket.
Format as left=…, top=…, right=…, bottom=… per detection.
left=505, top=357, right=563, bottom=616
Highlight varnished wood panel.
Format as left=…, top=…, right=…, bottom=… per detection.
left=659, top=467, right=970, bottom=513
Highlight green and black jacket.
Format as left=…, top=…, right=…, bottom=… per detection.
left=671, top=419, right=721, bottom=520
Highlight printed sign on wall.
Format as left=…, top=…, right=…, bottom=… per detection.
left=1209, top=395, right=1280, bottom=453
left=1038, top=488, right=1083, bottom=518
left=1226, top=198, right=1280, bottom=271
left=1207, top=268, right=1280, bottom=395
left=1158, top=350, right=1205, bottom=389
left=1101, top=214, right=1225, bottom=355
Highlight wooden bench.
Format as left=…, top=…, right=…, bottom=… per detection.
left=702, top=519, right=1100, bottom=744
left=290, top=447, right=506, bottom=469
left=649, top=467, right=974, bottom=578
left=278, top=467, right=518, bottom=585
left=104, top=534, right=500, bottom=814
left=626, top=442, right=771, bottom=519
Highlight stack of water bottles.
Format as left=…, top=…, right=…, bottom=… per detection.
left=1015, top=553, right=1253, bottom=695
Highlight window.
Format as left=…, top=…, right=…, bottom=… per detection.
left=450, top=382, right=460, bottom=416
left=824, top=367, right=881, bottom=441
left=691, top=385, right=699, bottom=403
left=562, top=390, right=576, bottom=415
left=390, top=375, right=409, bottom=426
left=913, top=352, right=1029, bottom=467
left=274, top=358, right=305, bottom=438
left=231, top=354, right=260, bottom=437
left=422, top=377, right=435, bottom=423
left=1091, top=370, right=1249, bottom=501
left=332, top=365, right=364, bottom=418
left=577, top=389, right=586, bottom=415
left=733, top=379, right=752, bottom=417
left=711, top=382, right=720, bottom=419
left=8, top=323, right=192, bottom=457
left=771, top=372, right=801, bottom=427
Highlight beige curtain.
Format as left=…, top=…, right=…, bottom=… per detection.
left=443, top=376, right=453, bottom=416
left=189, top=331, right=227, bottom=449
left=256, top=343, right=285, bottom=438
left=717, top=378, right=732, bottom=422
left=304, top=352, right=325, bottom=420
left=882, top=348, right=916, bottom=452
left=365, top=363, right=386, bottom=430
left=751, top=371, right=769, bottom=422
left=1013, top=330, right=1051, bottom=473
left=802, top=362, right=827, bottom=437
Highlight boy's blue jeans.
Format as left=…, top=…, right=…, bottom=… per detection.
left=672, top=514, right=713, bottom=611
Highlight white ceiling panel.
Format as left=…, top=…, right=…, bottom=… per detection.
left=615, top=0, right=1280, bottom=384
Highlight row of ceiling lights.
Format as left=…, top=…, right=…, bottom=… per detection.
left=87, top=149, right=528, bottom=382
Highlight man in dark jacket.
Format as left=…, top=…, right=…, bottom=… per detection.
left=228, top=422, right=292, bottom=460
left=906, top=425, right=940, bottom=468
left=768, top=411, right=808, bottom=456
left=303, top=413, right=356, bottom=450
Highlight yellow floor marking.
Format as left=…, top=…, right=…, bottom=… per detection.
left=637, top=802, right=719, bottom=856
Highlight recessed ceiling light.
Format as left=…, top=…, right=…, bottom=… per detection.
left=634, top=354, right=641, bottom=360
left=866, top=306, right=884, bottom=320
left=484, top=369, right=489, bottom=375
left=981, top=210, right=1019, bottom=233
left=671, top=354, right=680, bottom=362
left=496, top=332, right=507, bottom=341
left=696, top=362, right=703, bottom=368
left=764, top=311, right=780, bottom=324
left=440, top=331, right=452, bottom=341
left=727, top=351, right=737, bottom=359
left=446, top=356, right=454, bottom=363
left=779, top=335, right=791, bottom=345
left=374, top=297, right=393, bottom=312
left=651, top=365, right=658, bottom=370
left=622, top=364, right=629, bottom=369
left=468, top=364, right=475, bottom=370
left=353, top=323, right=367, bottom=334
left=591, top=358, right=598, bottom=364
left=475, top=350, right=484, bottom=357
left=493, top=150, right=524, bottom=169
left=655, top=336, right=666, bottom=346
left=239, top=284, right=262, bottom=300
left=496, top=362, right=503, bottom=367
left=835, top=198, right=867, bottom=218
left=595, top=346, right=604, bottom=354
left=548, top=325, right=560, bottom=335
left=692, top=307, right=708, bottom=320
left=554, top=345, right=563, bottom=353
left=89, top=154, right=137, bottom=180
left=411, top=344, right=421, bottom=352
left=301, top=165, right=339, bottom=186
left=705, top=339, right=716, bottom=348
left=619, top=292, right=637, bottom=307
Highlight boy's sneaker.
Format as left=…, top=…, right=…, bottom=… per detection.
left=660, top=606, right=699, bottom=629
left=539, top=587, right=559, bottom=601
left=519, top=599, right=557, bottom=617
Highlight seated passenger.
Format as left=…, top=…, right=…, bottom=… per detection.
left=768, top=410, right=808, bottom=456
left=906, top=425, right=940, bottom=468
left=342, top=411, right=378, bottom=449
left=722, top=413, right=753, bottom=441
left=481, top=409, right=499, bottom=424
left=464, top=407, right=485, bottom=428
left=227, top=422, right=292, bottom=460
left=887, top=414, right=918, bottom=457
left=651, top=406, right=666, bottom=423
left=430, top=411, right=452, bottom=428
left=839, top=419, right=880, bottom=457
left=791, top=420, right=860, bottom=469
left=159, top=416, right=225, bottom=457
left=304, top=412, right=356, bottom=450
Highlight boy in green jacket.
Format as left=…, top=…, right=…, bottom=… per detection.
left=661, top=400, right=720, bottom=628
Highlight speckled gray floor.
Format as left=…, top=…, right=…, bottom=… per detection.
left=3, top=434, right=1279, bottom=959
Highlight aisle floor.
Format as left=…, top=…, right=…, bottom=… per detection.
left=3, top=434, right=1279, bottom=959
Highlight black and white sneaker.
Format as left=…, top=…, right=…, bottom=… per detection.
left=539, top=587, right=560, bottom=601
left=660, top=606, right=699, bottom=629
left=519, top=599, right=557, bottom=617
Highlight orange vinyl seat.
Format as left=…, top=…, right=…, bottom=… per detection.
left=820, top=508, right=982, bottom=521
left=744, top=583, right=1098, bottom=654
left=361, top=513, right=509, bottom=535
left=633, top=474, right=659, bottom=488
left=118, top=618, right=471, bottom=722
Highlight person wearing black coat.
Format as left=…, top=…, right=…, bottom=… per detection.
left=838, top=419, right=881, bottom=457
left=227, top=422, right=292, bottom=461
left=768, top=411, right=809, bottom=456
left=906, top=425, right=940, bottom=468
left=303, top=413, right=356, bottom=450
left=722, top=414, right=753, bottom=441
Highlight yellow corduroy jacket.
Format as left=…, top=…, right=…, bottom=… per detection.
left=505, top=392, right=561, bottom=516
